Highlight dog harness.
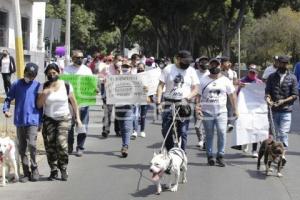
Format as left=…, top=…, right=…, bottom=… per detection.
left=166, top=148, right=186, bottom=173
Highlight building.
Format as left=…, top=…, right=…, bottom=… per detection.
left=0, top=0, right=46, bottom=91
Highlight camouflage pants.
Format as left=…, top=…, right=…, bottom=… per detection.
left=42, top=115, right=70, bottom=171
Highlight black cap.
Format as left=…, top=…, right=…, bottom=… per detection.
left=198, top=56, right=209, bottom=62
left=24, top=62, right=38, bottom=77
left=177, top=50, right=193, bottom=63
left=209, top=58, right=221, bottom=65
left=278, top=56, right=289, bottom=63
left=45, top=63, right=60, bottom=74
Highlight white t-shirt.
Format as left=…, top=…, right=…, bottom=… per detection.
left=262, top=65, right=277, bottom=80
left=38, top=80, right=74, bottom=119
left=1, top=56, right=10, bottom=73
left=200, top=75, right=235, bottom=114
left=196, top=70, right=210, bottom=81
left=160, top=64, right=199, bottom=100
left=64, top=64, right=93, bottom=75
left=221, top=68, right=237, bottom=83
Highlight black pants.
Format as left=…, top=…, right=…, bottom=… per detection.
left=2, top=73, right=11, bottom=94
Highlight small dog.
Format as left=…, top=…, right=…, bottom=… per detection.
left=149, top=147, right=187, bottom=194
left=0, top=137, right=19, bottom=186
left=257, top=138, right=285, bottom=177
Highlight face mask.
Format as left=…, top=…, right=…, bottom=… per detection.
left=137, top=69, right=144, bottom=73
left=122, top=68, right=130, bottom=74
left=200, top=64, right=208, bottom=70
left=47, top=75, right=59, bottom=82
left=278, top=67, right=287, bottom=73
left=180, top=62, right=190, bottom=70
left=209, top=66, right=221, bottom=74
left=248, top=73, right=256, bottom=80
left=74, top=59, right=83, bottom=66
left=24, top=77, right=31, bottom=83
left=3, top=53, right=7, bottom=57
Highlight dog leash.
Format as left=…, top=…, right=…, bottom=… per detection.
left=160, top=103, right=181, bottom=153
left=268, top=105, right=276, bottom=137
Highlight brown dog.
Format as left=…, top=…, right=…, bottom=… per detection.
left=257, top=138, right=285, bottom=177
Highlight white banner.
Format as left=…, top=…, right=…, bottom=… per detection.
left=138, top=68, right=161, bottom=96
left=106, top=75, right=147, bottom=105
left=231, top=83, right=269, bottom=146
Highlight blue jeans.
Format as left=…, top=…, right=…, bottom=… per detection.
left=140, top=105, right=148, bottom=132
left=133, top=105, right=139, bottom=132
left=161, top=108, right=189, bottom=151
left=115, top=105, right=133, bottom=147
left=202, top=112, right=227, bottom=157
left=272, top=111, right=291, bottom=147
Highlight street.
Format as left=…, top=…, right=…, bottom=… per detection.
left=1, top=105, right=300, bottom=200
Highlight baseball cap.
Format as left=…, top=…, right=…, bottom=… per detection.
left=24, top=62, right=39, bottom=77
left=177, top=50, right=193, bottom=63
left=198, top=56, right=209, bottom=62
left=248, top=64, right=258, bottom=73
left=278, top=55, right=289, bottom=63
left=209, top=58, right=221, bottom=65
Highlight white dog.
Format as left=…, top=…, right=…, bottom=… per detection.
left=0, top=137, right=19, bottom=186
left=150, top=147, right=187, bottom=194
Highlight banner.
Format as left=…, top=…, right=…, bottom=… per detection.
left=231, top=83, right=269, bottom=146
left=138, top=68, right=161, bottom=96
left=59, top=74, right=97, bottom=106
left=106, top=74, right=147, bottom=105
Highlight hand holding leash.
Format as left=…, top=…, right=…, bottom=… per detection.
left=4, top=111, right=12, bottom=118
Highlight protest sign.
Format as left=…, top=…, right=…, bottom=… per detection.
left=138, top=68, right=161, bottom=96
left=232, top=83, right=269, bottom=146
left=59, top=74, right=97, bottom=106
left=106, top=74, right=147, bottom=105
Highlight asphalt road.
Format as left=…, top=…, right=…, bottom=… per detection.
left=1, top=105, right=300, bottom=200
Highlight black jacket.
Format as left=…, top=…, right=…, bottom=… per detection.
left=265, top=70, right=298, bottom=112
left=0, top=55, right=16, bottom=74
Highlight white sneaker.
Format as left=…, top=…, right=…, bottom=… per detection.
left=252, top=151, right=258, bottom=158
left=131, top=131, right=137, bottom=140
left=197, top=141, right=204, bottom=148
left=140, top=132, right=146, bottom=138
left=242, top=144, right=249, bottom=153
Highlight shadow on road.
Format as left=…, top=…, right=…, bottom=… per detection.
left=245, top=169, right=267, bottom=180
left=131, top=185, right=157, bottom=198
left=77, top=150, right=120, bottom=157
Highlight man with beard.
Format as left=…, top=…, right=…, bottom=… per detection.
left=265, top=55, right=298, bottom=165
left=156, top=50, right=199, bottom=151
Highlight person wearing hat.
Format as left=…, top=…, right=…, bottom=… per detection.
left=196, top=58, right=238, bottom=167
left=3, top=63, right=42, bottom=182
left=37, top=63, right=82, bottom=181
left=0, top=49, right=16, bottom=94
left=64, top=50, right=93, bottom=157
left=156, top=50, right=199, bottom=151
left=265, top=55, right=298, bottom=165
left=194, top=56, right=210, bottom=149
left=262, top=56, right=280, bottom=81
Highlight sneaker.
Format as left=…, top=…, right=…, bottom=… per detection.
left=48, top=170, right=58, bottom=181
left=61, top=169, right=68, bottom=181
left=20, top=176, right=30, bottom=183
left=31, top=168, right=40, bottom=182
left=251, top=151, right=258, bottom=158
left=227, top=124, right=234, bottom=133
left=207, top=156, right=215, bottom=166
left=140, top=131, right=146, bottom=138
left=242, top=144, right=249, bottom=153
left=197, top=141, right=203, bottom=147
left=131, top=131, right=137, bottom=140
left=121, top=146, right=128, bottom=158
left=75, top=149, right=83, bottom=157
left=216, top=156, right=226, bottom=167
left=116, top=132, right=121, bottom=137
left=282, top=157, right=287, bottom=167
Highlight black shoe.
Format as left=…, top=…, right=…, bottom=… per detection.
left=121, top=146, right=128, bottom=158
left=68, top=146, right=73, bottom=154
left=61, top=169, right=68, bottom=181
left=207, top=156, right=215, bottom=166
left=31, top=168, right=40, bottom=182
left=116, top=132, right=121, bottom=137
left=102, top=131, right=109, bottom=138
left=216, top=156, right=226, bottom=167
left=48, top=170, right=58, bottom=181
left=20, top=176, right=30, bottom=183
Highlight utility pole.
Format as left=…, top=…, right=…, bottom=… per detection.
left=238, top=28, right=241, bottom=79
left=65, top=0, right=71, bottom=66
left=13, top=0, right=25, bottom=78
